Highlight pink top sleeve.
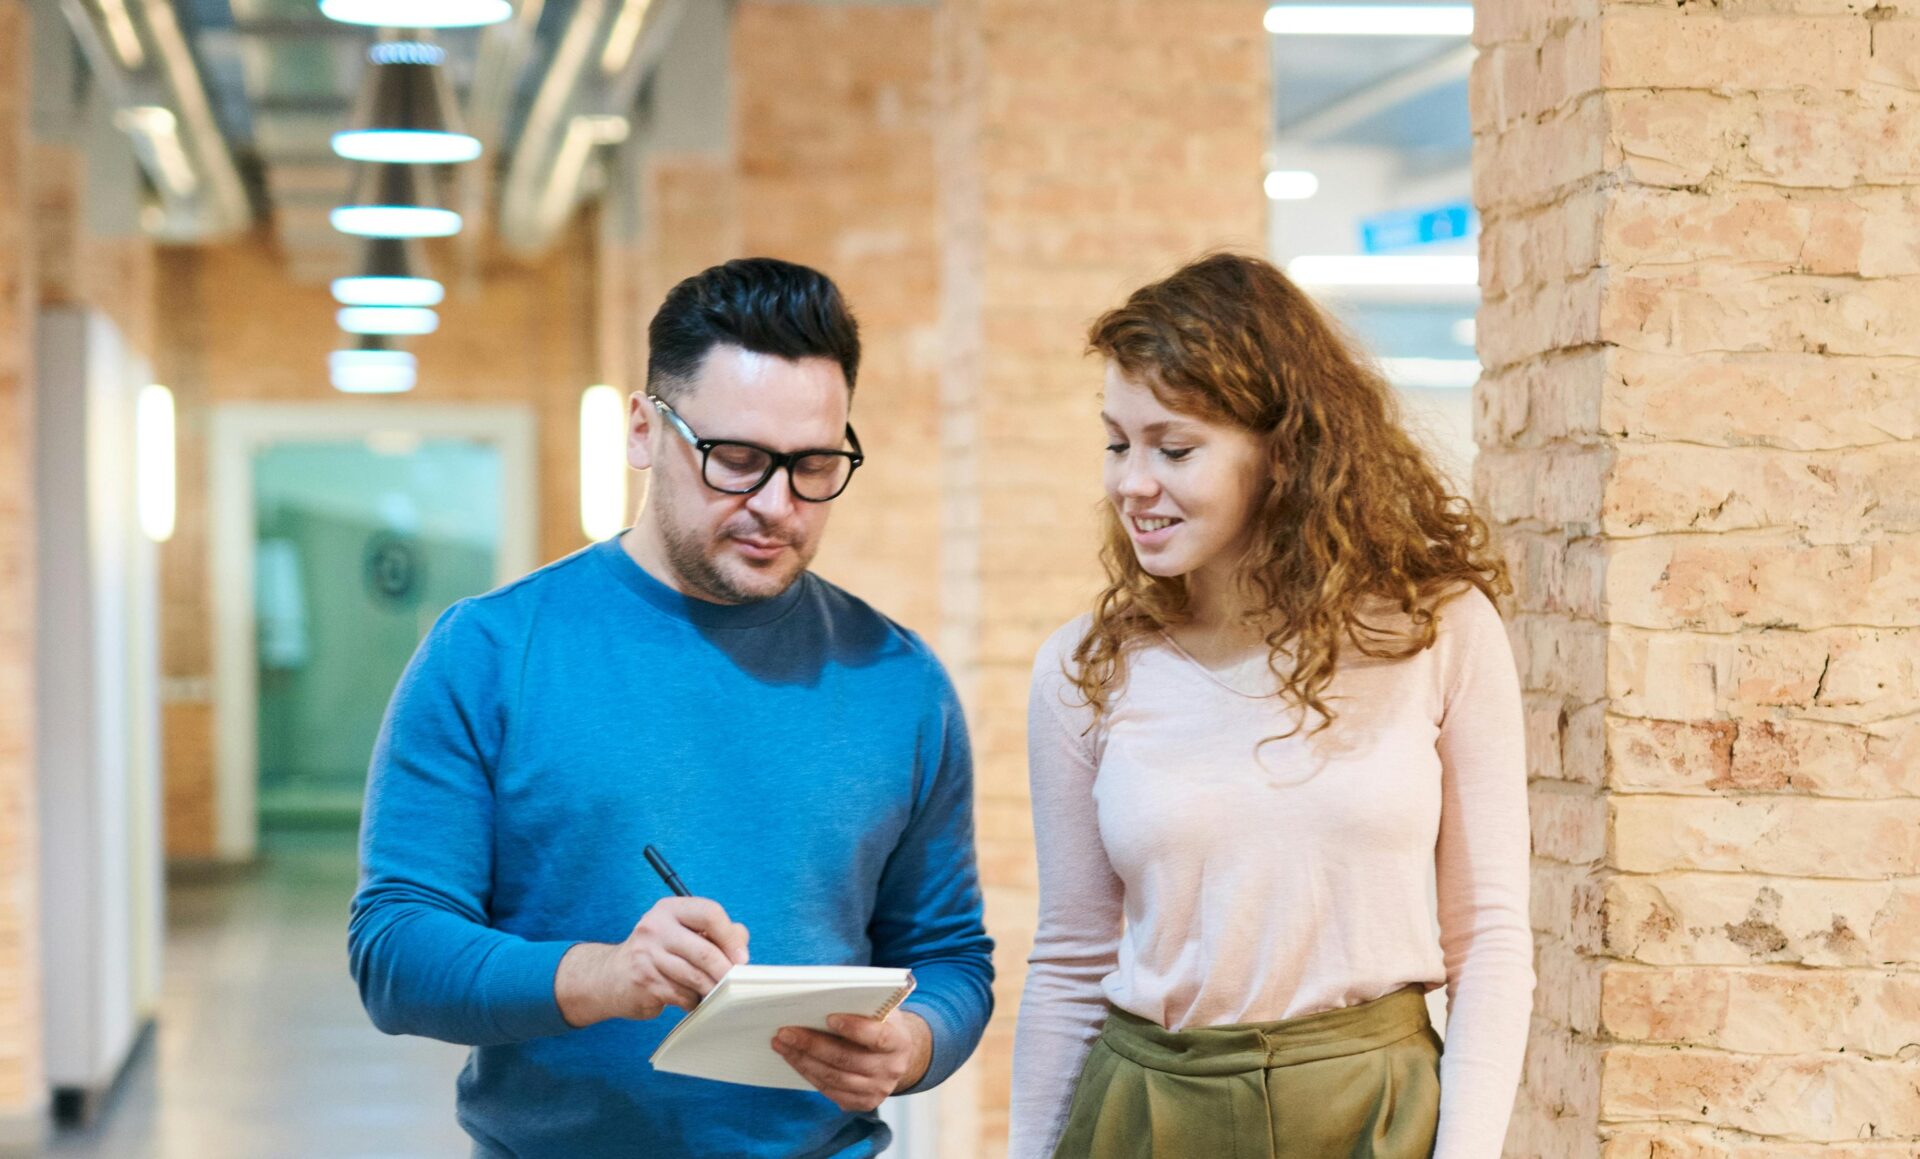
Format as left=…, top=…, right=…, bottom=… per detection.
left=1008, top=619, right=1121, bottom=1159
left=1430, top=593, right=1535, bottom=1159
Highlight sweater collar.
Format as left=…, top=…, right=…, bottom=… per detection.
left=592, top=533, right=810, bottom=630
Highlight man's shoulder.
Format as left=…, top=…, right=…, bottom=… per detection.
left=427, top=544, right=603, bottom=646
left=803, top=574, right=951, bottom=684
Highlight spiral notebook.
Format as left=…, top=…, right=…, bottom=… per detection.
left=648, top=964, right=917, bottom=1089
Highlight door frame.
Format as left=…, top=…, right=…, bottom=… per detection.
left=208, top=403, right=538, bottom=861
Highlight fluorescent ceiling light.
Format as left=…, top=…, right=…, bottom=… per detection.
left=98, top=0, right=147, bottom=69
left=338, top=306, right=440, bottom=335
left=601, top=0, right=656, bottom=74
left=320, top=0, right=512, bottom=28
left=330, top=349, right=418, bottom=394
left=334, top=162, right=461, bottom=238
left=333, top=42, right=481, bottom=164
left=1285, top=254, right=1479, bottom=287
left=331, top=205, right=462, bottom=237
left=334, top=130, right=482, bottom=164
left=1380, top=357, right=1482, bottom=390
left=333, top=276, right=445, bottom=307
left=1264, top=5, right=1473, bottom=36
left=335, top=235, right=442, bottom=307
left=115, top=105, right=200, bottom=198
left=1264, top=170, right=1319, bottom=200
left=136, top=385, right=176, bottom=541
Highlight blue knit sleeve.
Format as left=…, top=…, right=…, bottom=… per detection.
left=869, top=649, right=996, bottom=1093
left=347, top=601, right=580, bottom=1046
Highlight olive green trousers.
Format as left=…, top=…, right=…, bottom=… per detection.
left=1051, top=986, right=1442, bottom=1159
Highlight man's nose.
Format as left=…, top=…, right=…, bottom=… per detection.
left=744, top=467, right=797, bottom=520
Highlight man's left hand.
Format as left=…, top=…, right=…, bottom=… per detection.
left=772, top=1010, right=932, bottom=1112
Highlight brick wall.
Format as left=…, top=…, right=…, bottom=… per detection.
left=0, top=0, right=45, bottom=1132
left=733, top=1, right=942, bottom=636
left=155, top=224, right=603, bottom=858
left=1474, top=1, right=1920, bottom=1153
left=935, top=1, right=1270, bottom=1150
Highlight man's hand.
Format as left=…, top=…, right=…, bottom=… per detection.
left=555, top=897, right=750, bottom=1027
left=771, top=1010, right=933, bottom=1112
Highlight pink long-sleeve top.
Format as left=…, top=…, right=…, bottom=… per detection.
left=1008, top=588, right=1534, bottom=1159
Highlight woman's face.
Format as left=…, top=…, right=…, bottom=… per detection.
left=1100, top=362, right=1268, bottom=583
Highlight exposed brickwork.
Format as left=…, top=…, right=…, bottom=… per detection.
left=1475, top=0, right=1920, bottom=1153
left=0, top=0, right=45, bottom=1124
left=733, top=1, right=942, bottom=635
left=935, top=1, right=1269, bottom=1151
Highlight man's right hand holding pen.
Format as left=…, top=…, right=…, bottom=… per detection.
left=555, top=897, right=751, bottom=1027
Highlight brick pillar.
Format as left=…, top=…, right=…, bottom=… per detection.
left=935, top=2, right=1270, bottom=1151
left=1474, top=2, right=1920, bottom=1155
left=0, top=0, right=46, bottom=1137
left=733, top=1, right=941, bottom=634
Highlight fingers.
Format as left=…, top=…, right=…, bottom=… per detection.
left=658, top=923, right=737, bottom=990
left=772, top=1029, right=897, bottom=1113
left=666, top=898, right=751, bottom=966
left=824, top=1013, right=897, bottom=1051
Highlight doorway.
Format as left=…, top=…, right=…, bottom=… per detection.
left=209, top=404, right=536, bottom=860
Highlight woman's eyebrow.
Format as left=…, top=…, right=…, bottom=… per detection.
left=1099, top=414, right=1195, bottom=437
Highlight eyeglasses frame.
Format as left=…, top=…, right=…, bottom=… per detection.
left=649, top=395, right=864, bottom=503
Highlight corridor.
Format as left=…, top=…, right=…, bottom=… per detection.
left=47, top=834, right=469, bottom=1159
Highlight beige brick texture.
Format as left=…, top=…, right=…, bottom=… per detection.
left=934, top=1, right=1269, bottom=1152
left=1476, top=0, right=1920, bottom=1153
left=733, top=2, right=943, bottom=637
left=0, top=0, right=45, bottom=1123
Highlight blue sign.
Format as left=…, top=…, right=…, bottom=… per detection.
left=1359, top=201, right=1478, bottom=254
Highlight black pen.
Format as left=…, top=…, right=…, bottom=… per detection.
left=644, top=844, right=692, bottom=898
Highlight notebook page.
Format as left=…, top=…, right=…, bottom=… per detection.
left=651, top=968, right=914, bottom=1090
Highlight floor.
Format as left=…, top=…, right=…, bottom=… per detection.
left=45, top=830, right=474, bottom=1159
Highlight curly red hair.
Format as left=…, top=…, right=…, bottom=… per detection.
left=1070, top=252, right=1508, bottom=736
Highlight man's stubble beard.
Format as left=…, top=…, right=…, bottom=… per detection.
left=657, top=495, right=818, bottom=605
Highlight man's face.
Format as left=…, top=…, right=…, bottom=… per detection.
left=629, top=344, right=851, bottom=604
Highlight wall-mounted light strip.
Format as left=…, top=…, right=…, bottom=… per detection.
left=1264, top=5, right=1473, bottom=36
left=136, top=384, right=175, bottom=542
left=1264, top=169, right=1319, bottom=201
left=579, top=385, right=628, bottom=541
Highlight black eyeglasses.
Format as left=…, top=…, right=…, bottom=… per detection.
left=651, top=396, right=864, bottom=503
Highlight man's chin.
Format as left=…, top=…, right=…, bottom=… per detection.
left=712, top=552, right=805, bottom=601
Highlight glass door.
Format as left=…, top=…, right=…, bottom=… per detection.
left=251, top=436, right=503, bottom=832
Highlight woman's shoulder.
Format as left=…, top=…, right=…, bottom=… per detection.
left=1032, top=613, right=1097, bottom=679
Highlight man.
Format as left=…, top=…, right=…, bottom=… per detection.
left=349, top=258, right=994, bottom=1158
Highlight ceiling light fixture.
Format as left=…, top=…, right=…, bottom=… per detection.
left=332, top=41, right=482, bottom=165
left=338, top=306, right=440, bottom=335
left=319, top=0, right=512, bottom=30
left=331, top=162, right=462, bottom=238
left=332, top=236, right=445, bottom=307
left=330, top=337, right=419, bottom=394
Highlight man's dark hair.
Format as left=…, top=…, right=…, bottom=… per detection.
left=646, top=257, right=861, bottom=400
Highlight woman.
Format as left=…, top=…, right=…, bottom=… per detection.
left=1009, top=253, right=1533, bottom=1159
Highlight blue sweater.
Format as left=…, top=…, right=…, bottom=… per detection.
left=349, top=537, right=994, bottom=1158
